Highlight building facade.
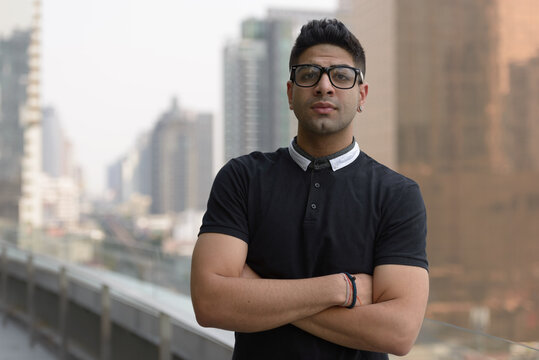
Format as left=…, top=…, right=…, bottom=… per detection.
left=223, top=19, right=270, bottom=160
left=150, top=98, right=213, bottom=214
left=0, top=29, right=29, bottom=222
left=0, top=0, right=42, bottom=228
left=41, top=106, right=81, bottom=229
left=338, top=0, right=539, bottom=341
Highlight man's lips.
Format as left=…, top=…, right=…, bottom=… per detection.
left=311, top=102, right=336, bottom=114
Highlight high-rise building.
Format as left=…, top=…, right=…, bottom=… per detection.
left=134, top=132, right=151, bottom=198
left=150, top=98, right=213, bottom=214
left=41, top=106, right=81, bottom=229
left=41, top=174, right=80, bottom=229
left=193, top=113, right=213, bottom=210
left=18, top=0, right=43, bottom=228
left=0, top=0, right=42, bottom=227
left=502, top=55, right=539, bottom=171
left=338, top=0, right=539, bottom=341
left=223, top=9, right=332, bottom=161
left=107, top=157, right=123, bottom=202
left=107, top=132, right=152, bottom=206
left=42, top=106, right=63, bottom=177
left=223, top=19, right=270, bottom=160
left=0, top=29, right=29, bottom=222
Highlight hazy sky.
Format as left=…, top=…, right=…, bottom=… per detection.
left=41, top=0, right=337, bottom=195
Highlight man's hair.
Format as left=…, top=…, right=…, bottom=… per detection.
left=289, top=19, right=366, bottom=77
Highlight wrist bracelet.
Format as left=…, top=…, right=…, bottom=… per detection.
left=342, top=273, right=350, bottom=307
left=343, top=272, right=357, bottom=309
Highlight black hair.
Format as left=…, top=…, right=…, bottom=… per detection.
left=289, top=19, right=366, bottom=77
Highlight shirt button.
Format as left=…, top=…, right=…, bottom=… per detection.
left=314, top=182, right=320, bottom=188
left=311, top=203, right=317, bottom=209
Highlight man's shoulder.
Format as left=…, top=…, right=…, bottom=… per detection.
left=356, top=151, right=419, bottom=190
left=225, top=148, right=290, bottom=172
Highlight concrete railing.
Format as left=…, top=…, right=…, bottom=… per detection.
left=0, top=241, right=234, bottom=360
left=2, top=235, right=536, bottom=359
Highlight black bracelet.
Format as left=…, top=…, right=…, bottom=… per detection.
left=344, top=272, right=357, bottom=309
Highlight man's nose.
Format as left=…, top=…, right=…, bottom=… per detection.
left=314, top=73, right=334, bottom=95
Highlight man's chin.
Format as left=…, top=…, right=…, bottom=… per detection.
left=302, top=119, right=345, bottom=135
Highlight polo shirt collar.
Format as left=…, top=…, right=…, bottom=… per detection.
left=288, top=137, right=361, bottom=172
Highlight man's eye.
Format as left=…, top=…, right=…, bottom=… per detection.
left=333, top=71, right=351, bottom=81
left=299, top=71, right=318, bottom=81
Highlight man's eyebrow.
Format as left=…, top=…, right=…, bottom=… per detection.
left=304, top=63, right=354, bottom=67
left=332, top=63, right=352, bottom=67
left=315, top=63, right=355, bottom=68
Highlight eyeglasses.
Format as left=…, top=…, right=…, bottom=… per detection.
left=290, top=64, right=364, bottom=89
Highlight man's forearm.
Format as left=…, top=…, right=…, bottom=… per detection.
left=192, top=234, right=350, bottom=332
left=293, top=266, right=429, bottom=356
left=293, top=298, right=422, bottom=355
left=192, top=272, right=346, bottom=333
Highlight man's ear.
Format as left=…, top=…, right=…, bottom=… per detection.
left=287, top=81, right=294, bottom=110
left=357, top=82, right=369, bottom=112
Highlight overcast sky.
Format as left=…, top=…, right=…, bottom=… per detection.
left=40, top=0, right=337, bottom=195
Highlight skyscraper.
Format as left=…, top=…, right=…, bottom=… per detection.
left=0, top=0, right=42, bottom=227
left=338, top=0, right=539, bottom=341
left=0, top=29, right=29, bottom=222
left=150, top=98, right=213, bottom=214
left=42, top=106, right=63, bottom=177
left=223, top=9, right=332, bottom=161
left=41, top=106, right=81, bottom=229
left=223, top=19, right=270, bottom=160
left=107, top=157, right=123, bottom=202
left=503, top=55, right=539, bottom=171
left=18, top=0, right=43, bottom=228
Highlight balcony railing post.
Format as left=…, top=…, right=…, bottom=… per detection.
left=26, top=253, right=35, bottom=346
left=58, top=266, right=68, bottom=360
left=159, top=312, right=171, bottom=360
left=1, top=245, right=7, bottom=323
left=100, top=284, right=111, bottom=360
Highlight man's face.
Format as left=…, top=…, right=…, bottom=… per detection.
left=287, top=44, right=368, bottom=137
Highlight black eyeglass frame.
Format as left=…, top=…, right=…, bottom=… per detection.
left=289, top=64, right=364, bottom=89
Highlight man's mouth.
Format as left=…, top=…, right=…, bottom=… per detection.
left=311, top=102, right=336, bottom=114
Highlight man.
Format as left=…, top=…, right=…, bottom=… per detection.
left=191, top=19, right=429, bottom=359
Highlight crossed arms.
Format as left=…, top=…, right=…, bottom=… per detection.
left=190, top=233, right=429, bottom=356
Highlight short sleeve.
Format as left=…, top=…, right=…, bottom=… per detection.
left=199, top=159, right=250, bottom=243
left=374, top=181, right=428, bottom=270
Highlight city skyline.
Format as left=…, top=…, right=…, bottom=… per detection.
left=40, top=0, right=337, bottom=195
left=1, top=0, right=538, bottom=349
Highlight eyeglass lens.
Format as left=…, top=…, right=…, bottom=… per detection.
left=295, top=65, right=357, bottom=89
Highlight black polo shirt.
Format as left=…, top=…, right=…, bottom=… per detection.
left=199, top=140, right=428, bottom=360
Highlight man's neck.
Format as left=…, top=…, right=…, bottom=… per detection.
left=296, top=132, right=354, bottom=158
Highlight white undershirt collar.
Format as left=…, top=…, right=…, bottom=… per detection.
left=288, top=138, right=361, bottom=172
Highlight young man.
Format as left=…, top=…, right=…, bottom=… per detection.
left=191, top=19, right=429, bottom=359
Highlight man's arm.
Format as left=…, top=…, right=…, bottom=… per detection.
left=190, top=232, right=349, bottom=332
left=292, top=264, right=429, bottom=356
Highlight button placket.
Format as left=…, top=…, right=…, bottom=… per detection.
left=305, top=171, right=322, bottom=221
